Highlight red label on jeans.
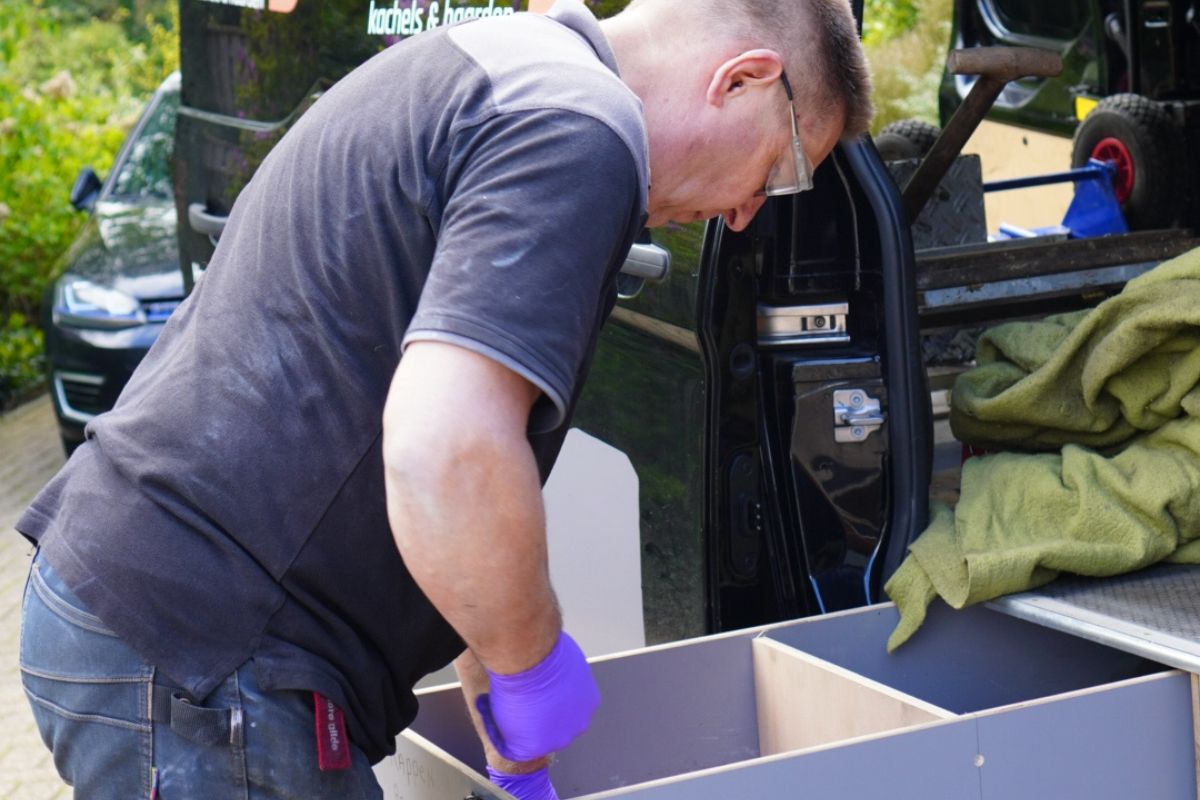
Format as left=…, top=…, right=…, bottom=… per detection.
left=314, top=692, right=352, bottom=771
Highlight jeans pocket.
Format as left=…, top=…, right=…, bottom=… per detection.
left=20, top=556, right=153, bottom=799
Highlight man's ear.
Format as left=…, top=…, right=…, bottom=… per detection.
left=705, top=49, right=785, bottom=108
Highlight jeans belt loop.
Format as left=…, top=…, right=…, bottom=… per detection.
left=152, top=684, right=234, bottom=747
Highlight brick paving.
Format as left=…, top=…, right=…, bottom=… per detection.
left=0, top=395, right=69, bottom=798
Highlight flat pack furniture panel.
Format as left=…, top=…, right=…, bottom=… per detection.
left=378, top=602, right=1195, bottom=800
left=751, top=637, right=954, bottom=755
left=764, top=601, right=1157, bottom=713
left=402, top=631, right=768, bottom=797
left=379, top=731, right=513, bottom=800
left=576, top=717, right=981, bottom=800
left=974, top=671, right=1195, bottom=799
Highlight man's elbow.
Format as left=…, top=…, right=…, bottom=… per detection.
left=383, top=422, right=449, bottom=558
left=382, top=422, right=503, bottom=553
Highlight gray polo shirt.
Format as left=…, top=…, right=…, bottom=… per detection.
left=19, top=0, right=648, bottom=762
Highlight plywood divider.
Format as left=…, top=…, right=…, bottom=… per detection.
left=753, top=637, right=956, bottom=757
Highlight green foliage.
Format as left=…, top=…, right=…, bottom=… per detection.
left=0, top=0, right=179, bottom=315
left=863, top=0, right=919, bottom=46
left=0, top=313, right=46, bottom=410
left=863, top=0, right=953, bottom=132
left=584, top=0, right=628, bottom=19
left=0, top=0, right=177, bottom=408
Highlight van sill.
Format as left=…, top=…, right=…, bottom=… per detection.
left=988, top=564, right=1200, bottom=673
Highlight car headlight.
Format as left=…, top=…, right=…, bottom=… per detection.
left=54, top=277, right=145, bottom=329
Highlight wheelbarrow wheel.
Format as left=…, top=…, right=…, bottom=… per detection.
left=875, top=119, right=941, bottom=162
left=1071, top=93, right=1186, bottom=230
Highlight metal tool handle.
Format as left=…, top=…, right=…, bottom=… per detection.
left=620, top=242, right=671, bottom=283
left=188, top=203, right=228, bottom=238
left=901, top=46, right=1064, bottom=225
left=946, top=47, right=1064, bottom=83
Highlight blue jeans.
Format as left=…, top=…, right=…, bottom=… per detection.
left=20, top=552, right=384, bottom=799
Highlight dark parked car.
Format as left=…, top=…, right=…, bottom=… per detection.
left=45, top=73, right=183, bottom=453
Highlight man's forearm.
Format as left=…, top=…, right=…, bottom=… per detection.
left=382, top=341, right=560, bottom=675
left=383, top=342, right=599, bottom=769
left=384, top=420, right=560, bottom=673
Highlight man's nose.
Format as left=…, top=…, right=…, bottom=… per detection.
left=723, top=195, right=768, bottom=232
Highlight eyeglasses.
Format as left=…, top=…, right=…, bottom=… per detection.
left=756, top=70, right=815, bottom=197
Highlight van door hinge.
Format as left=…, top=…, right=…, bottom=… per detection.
left=832, top=389, right=884, bottom=443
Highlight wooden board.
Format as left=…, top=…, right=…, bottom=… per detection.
left=752, top=637, right=954, bottom=756
left=375, top=730, right=512, bottom=800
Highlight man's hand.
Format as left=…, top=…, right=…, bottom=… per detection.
left=476, top=631, right=599, bottom=762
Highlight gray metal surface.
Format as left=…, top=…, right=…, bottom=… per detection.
left=990, top=564, right=1200, bottom=674
left=920, top=260, right=1158, bottom=310
left=888, top=155, right=987, bottom=250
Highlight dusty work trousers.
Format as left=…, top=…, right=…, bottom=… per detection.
left=19, top=552, right=384, bottom=799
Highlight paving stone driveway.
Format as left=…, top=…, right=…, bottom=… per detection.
left=0, top=395, right=69, bottom=798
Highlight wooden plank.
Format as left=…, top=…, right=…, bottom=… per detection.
left=975, top=671, right=1195, bottom=799
left=374, top=730, right=513, bottom=800
left=915, top=229, right=1200, bottom=291
left=752, top=637, right=954, bottom=756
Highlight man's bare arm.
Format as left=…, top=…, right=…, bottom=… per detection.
left=382, top=340, right=559, bottom=674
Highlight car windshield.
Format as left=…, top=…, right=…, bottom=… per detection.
left=108, top=88, right=179, bottom=202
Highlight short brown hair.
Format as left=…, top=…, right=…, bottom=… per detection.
left=726, top=0, right=875, bottom=138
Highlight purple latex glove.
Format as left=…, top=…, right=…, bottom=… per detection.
left=487, top=766, right=558, bottom=800
left=475, top=631, right=600, bottom=762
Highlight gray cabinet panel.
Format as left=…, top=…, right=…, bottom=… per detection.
left=976, top=672, right=1196, bottom=799
left=590, top=718, right=980, bottom=799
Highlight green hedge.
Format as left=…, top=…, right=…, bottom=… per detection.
left=0, top=0, right=177, bottom=409
left=0, top=314, right=45, bottom=412
left=863, top=0, right=953, bottom=133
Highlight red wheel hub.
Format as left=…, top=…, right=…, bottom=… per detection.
left=1091, top=137, right=1135, bottom=203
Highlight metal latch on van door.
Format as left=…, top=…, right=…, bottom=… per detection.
left=832, top=389, right=884, bottom=442
left=757, top=303, right=850, bottom=346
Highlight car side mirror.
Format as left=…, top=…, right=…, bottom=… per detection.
left=69, top=167, right=102, bottom=211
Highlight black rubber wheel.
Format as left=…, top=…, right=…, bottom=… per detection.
left=1071, top=93, right=1186, bottom=230
left=875, top=119, right=941, bottom=162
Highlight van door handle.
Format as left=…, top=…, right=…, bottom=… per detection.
left=621, top=243, right=671, bottom=283
left=188, top=203, right=228, bottom=238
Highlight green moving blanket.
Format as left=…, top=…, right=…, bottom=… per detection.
left=886, top=249, right=1200, bottom=651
